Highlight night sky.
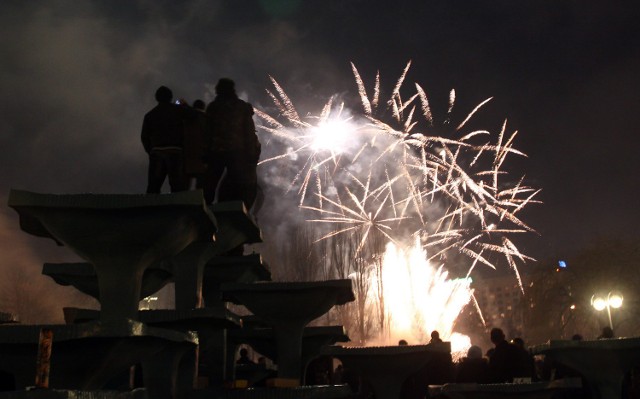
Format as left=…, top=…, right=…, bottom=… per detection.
left=1, top=1, right=639, bottom=319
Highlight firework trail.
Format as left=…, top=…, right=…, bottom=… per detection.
left=256, top=61, right=540, bottom=283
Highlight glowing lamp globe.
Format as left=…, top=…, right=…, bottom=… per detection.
left=609, top=292, right=624, bottom=309
left=592, top=296, right=607, bottom=311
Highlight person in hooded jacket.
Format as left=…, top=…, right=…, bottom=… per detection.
left=201, top=78, right=261, bottom=208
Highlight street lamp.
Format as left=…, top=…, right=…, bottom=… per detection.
left=591, top=291, right=623, bottom=330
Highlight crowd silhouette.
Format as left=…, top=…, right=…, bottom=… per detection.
left=141, top=80, right=261, bottom=212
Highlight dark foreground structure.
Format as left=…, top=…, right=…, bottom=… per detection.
left=2, top=189, right=356, bottom=399
left=3, top=188, right=639, bottom=399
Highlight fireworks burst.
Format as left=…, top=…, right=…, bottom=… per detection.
left=368, top=238, right=473, bottom=354
left=256, top=61, right=541, bottom=285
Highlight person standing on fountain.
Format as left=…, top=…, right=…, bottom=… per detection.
left=141, top=86, right=192, bottom=193
left=202, top=78, right=261, bottom=208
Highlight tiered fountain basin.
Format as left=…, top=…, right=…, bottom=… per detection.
left=229, top=325, right=349, bottom=373
left=0, top=389, right=148, bottom=399
left=0, top=313, right=18, bottom=325
left=320, top=344, right=451, bottom=399
left=427, top=378, right=583, bottom=399
left=0, top=319, right=197, bottom=390
left=187, top=384, right=353, bottom=399
left=221, top=280, right=354, bottom=384
left=531, top=337, right=640, bottom=399
left=61, top=307, right=243, bottom=394
left=8, top=189, right=215, bottom=321
left=153, top=201, right=263, bottom=311
left=202, top=255, right=271, bottom=306
left=229, top=325, right=350, bottom=361
left=43, top=262, right=173, bottom=303
left=62, top=308, right=240, bottom=331
left=207, top=201, right=262, bottom=254
left=226, top=321, right=350, bottom=385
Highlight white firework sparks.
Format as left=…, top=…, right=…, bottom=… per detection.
left=256, top=61, right=541, bottom=285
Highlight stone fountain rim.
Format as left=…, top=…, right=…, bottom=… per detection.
left=320, top=343, right=451, bottom=355
left=0, top=319, right=198, bottom=345
left=221, top=279, right=355, bottom=305
left=8, top=189, right=208, bottom=209
left=531, top=336, right=640, bottom=353
left=221, top=279, right=352, bottom=291
left=43, top=261, right=173, bottom=276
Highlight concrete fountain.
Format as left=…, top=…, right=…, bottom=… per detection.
left=8, top=189, right=215, bottom=322
left=221, top=280, right=354, bottom=385
left=0, top=320, right=197, bottom=391
left=33, top=195, right=266, bottom=393
left=531, top=337, right=640, bottom=399
left=5, top=189, right=216, bottom=398
left=320, top=343, right=452, bottom=399
left=227, top=321, right=349, bottom=384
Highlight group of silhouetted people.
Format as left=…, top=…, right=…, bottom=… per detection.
left=141, top=79, right=261, bottom=210
left=398, top=327, right=537, bottom=394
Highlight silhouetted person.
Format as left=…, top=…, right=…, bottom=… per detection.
left=413, top=330, right=453, bottom=388
left=511, top=337, right=536, bottom=380
left=402, top=332, right=453, bottom=399
left=456, top=345, right=490, bottom=383
left=183, top=99, right=208, bottom=188
left=141, top=86, right=192, bottom=193
left=488, top=327, right=521, bottom=382
left=399, top=339, right=408, bottom=345
left=202, top=78, right=261, bottom=207
left=430, top=330, right=443, bottom=344
left=598, top=326, right=614, bottom=339
left=236, top=348, right=255, bottom=365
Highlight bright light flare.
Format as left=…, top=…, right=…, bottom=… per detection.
left=368, top=239, right=473, bottom=345
left=450, top=333, right=472, bottom=361
left=591, top=292, right=624, bottom=310
left=609, top=293, right=623, bottom=309
left=310, top=117, right=354, bottom=153
left=591, top=296, right=607, bottom=311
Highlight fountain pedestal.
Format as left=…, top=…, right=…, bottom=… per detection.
left=0, top=320, right=197, bottom=391
left=43, top=262, right=173, bottom=303
left=321, top=344, right=451, bottom=399
left=172, top=201, right=262, bottom=311
left=228, top=324, right=349, bottom=384
left=8, top=190, right=215, bottom=322
left=221, top=280, right=354, bottom=383
left=531, top=337, right=640, bottom=399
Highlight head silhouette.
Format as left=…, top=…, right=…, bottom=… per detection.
left=193, top=99, right=205, bottom=110
left=467, top=345, right=483, bottom=359
left=155, top=86, right=173, bottom=103
left=490, top=328, right=506, bottom=345
left=216, top=78, right=236, bottom=97
left=600, top=326, right=614, bottom=339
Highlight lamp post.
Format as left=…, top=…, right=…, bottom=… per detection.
left=591, top=291, right=623, bottom=330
